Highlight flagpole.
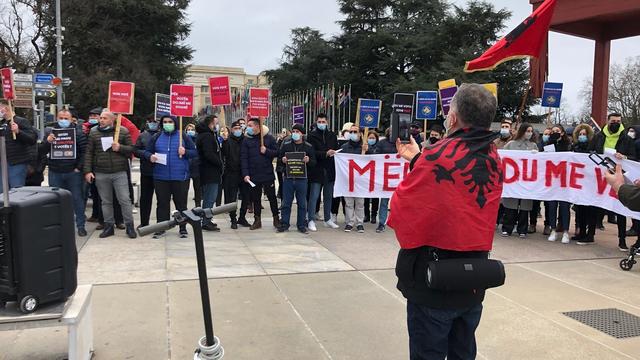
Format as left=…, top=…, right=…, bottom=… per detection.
left=348, top=84, right=352, bottom=125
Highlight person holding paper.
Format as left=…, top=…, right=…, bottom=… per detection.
left=83, top=110, right=137, bottom=239
left=240, top=118, right=280, bottom=230
left=0, top=99, right=38, bottom=192
left=40, top=109, right=88, bottom=237
left=277, top=124, right=316, bottom=234
left=185, top=123, right=202, bottom=208
left=134, top=116, right=160, bottom=228
left=146, top=115, right=197, bottom=238
left=589, top=113, right=637, bottom=251
left=196, top=115, right=223, bottom=231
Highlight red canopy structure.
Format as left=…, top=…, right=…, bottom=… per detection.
left=529, top=0, right=640, bottom=125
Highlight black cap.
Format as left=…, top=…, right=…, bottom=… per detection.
left=411, top=121, right=422, bottom=128
left=231, top=120, right=242, bottom=128
left=89, top=107, right=103, bottom=115
left=292, top=124, right=306, bottom=134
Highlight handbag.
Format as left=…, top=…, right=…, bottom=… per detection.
left=426, top=256, right=505, bottom=291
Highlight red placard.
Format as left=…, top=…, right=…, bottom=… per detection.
left=1, top=68, right=15, bottom=100
left=170, top=84, right=194, bottom=117
left=248, top=88, right=270, bottom=117
left=108, top=81, right=135, bottom=114
left=209, top=76, right=231, bottom=106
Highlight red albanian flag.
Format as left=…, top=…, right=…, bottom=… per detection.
left=464, top=0, right=557, bottom=73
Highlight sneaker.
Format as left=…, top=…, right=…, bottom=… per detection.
left=370, top=216, right=377, bottom=224
left=297, top=227, right=309, bottom=234
left=203, top=222, right=221, bottom=232
left=308, top=220, right=317, bottom=232
left=357, top=225, right=364, bottom=233
left=619, top=245, right=629, bottom=252
left=77, top=227, right=87, bottom=237
left=344, top=225, right=353, bottom=232
left=561, top=232, right=570, bottom=244
left=577, top=240, right=594, bottom=245
left=330, top=214, right=338, bottom=224
left=519, top=233, right=526, bottom=238
left=626, top=228, right=638, bottom=237
left=548, top=231, right=557, bottom=242
left=276, top=226, right=289, bottom=233
left=527, top=224, right=536, bottom=234
left=153, top=231, right=165, bottom=239
left=237, top=217, right=251, bottom=227
left=571, top=234, right=587, bottom=241
left=376, top=224, right=385, bottom=233
left=179, top=229, right=188, bottom=238
left=501, top=231, right=509, bottom=237
left=543, top=225, right=551, bottom=236
left=324, top=220, right=340, bottom=229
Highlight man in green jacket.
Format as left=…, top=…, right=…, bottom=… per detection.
left=83, top=110, right=136, bottom=239
left=606, top=164, right=640, bottom=253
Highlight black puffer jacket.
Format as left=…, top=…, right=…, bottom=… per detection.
left=222, top=133, right=243, bottom=177
left=278, top=139, right=317, bottom=174
left=134, top=129, right=160, bottom=176
left=340, top=139, right=372, bottom=154
left=375, top=138, right=396, bottom=154
left=240, top=133, right=278, bottom=184
left=307, top=128, right=339, bottom=184
left=195, top=122, right=223, bottom=185
left=40, top=124, right=88, bottom=173
left=6, top=116, right=38, bottom=166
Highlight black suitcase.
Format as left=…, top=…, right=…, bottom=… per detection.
left=0, top=186, right=78, bottom=313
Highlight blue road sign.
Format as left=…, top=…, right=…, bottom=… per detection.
left=34, top=73, right=54, bottom=84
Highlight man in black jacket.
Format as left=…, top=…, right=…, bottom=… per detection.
left=277, top=124, right=316, bottom=233
left=134, top=117, right=160, bottom=228
left=41, top=109, right=88, bottom=236
left=0, top=99, right=38, bottom=192
left=196, top=115, right=222, bottom=231
left=222, top=120, right=250, bottom=229
left=307, top=114, right=340, bottom=231
left=589, top=113, right=637, bottom=251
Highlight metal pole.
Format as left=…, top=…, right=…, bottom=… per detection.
left=55, top=0, right=64, bottom=111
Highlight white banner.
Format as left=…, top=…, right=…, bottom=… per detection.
left=334, top=150, right=640, bottom=220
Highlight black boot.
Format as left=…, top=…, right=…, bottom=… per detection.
left=99, top=223, right=115, bottom=238
left=230, top=217, right=238, bottom=229
left=237, top=217, right=250, bottom=227
left=125, top=223, right=137, bottom=239
left=203, top=221, right=220, bottom=232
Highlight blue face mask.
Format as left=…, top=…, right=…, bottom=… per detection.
left=578, top=135, right=588, bottom=143
left=58, top=119, right=71, bottom=128
left=233, top=129, right=242, bottom=137
left=367, top=139, right=376, bottom=146
left=187, top=130, right=196, bottom=137
left=317, top=123, right=327, bottom=131
left=147, top=122, right=158, bottom=131
left=291, top=133, right=301, bottom=141
left=349, top=133, right=359, bottom=142
left=89, top=118, right=98, bottom=125
left=246, top=127, right=255, bottom=136
left=542, top=134, right=550, bottom=143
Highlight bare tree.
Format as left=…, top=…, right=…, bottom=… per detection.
left=0, top=0, right=51, bottom=71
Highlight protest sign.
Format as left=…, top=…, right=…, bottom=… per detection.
left=208, top=76, right=232, bottom=106
left=108, top=81, right=135, bottom=114
left=392, top=93, right=414, bottom=116
left=357, top=99, right=382, bottom=128
left=415, top=91, right=438, bottom=120
left=248, top=88, right=270, bottom=117
left=155, top=93, right=171, bottom=121
left=541, top=82, right=563, bottom=108
left=50, top=128, right=76, bottom=160
left=482, top=83, right=498, bottom=99
left=170, top=84, right=195, bottom=117
left=438, top=79, right=456, bottom=90
left=292, top=105, right=304, bottom=125
left=439, top=86, right=458, bottom=116
left=285, top=152, right=307, bottom=178
left=1, top=68, right=15, bottom=100
left=333, top=150, right=640, bottom=220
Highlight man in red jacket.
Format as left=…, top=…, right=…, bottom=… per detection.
left=389, top=84, right=503, bottom=360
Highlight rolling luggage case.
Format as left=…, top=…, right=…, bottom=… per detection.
left=0, top=186, right=78, bottom=313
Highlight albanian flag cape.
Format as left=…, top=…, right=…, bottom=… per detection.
left=387, top=128, right=503, bottom=251
left=464, top=0, right=557, bottom=73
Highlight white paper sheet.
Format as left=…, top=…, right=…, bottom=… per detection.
left=543, top=144, right=555, bottom=153
left=101, top=137, right=114, bottom=151
left=154, top=153, right=167, bottom=165
left=248, top=179, right=256, bottom=188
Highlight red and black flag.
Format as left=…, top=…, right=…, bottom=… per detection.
left=464, top=0, right=557, bottom=73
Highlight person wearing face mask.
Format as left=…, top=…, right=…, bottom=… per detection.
left=40, top=109, right=88, bottom=236
left=363, top=130, right=380, bottom=224
left=570, top=124, right=600, bottom=244
left=83, top=110, right=137, bottom=239
left=589, top=113, right=636, bottom=251
left=185, top=123, right=202, bottom=208
left=422, top=124, right=445, bottom=148
left=222, top=120, right=251, bottom=229
left=307, top=114, right=340, bottom=230
left=275, top=129, right=292, bottom=201
left=196, top=115, right=223, bottom=231
left=0, top=99, right=38, bottom=192
left=501, top=123, right=539, bottom=238
left=543, top=124, right=573, bottom=244
left=493, top=119, right=513, bottom=149
left=340, top=125, right=372, bottom=233
left=277, top=124, right=316, bottom=233
left=134, top=116, right=161, bottom=229
left=145, top=116, right=197, bottom=238
left=409, top=122, right=424, bottom=147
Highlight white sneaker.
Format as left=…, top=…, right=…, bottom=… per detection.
left=308, top=220, right=317, bottom=232
left=548, top=231, right=557, bottom=242
left=561, top=232, right=570, bottom=244
left=324, top=220, right=339, bottom=229
left=330, top=214, right=338, bottom=223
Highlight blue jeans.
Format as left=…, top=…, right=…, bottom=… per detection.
left=281, top=178, right=308, bottom=230
left=308, top=181, right=334, bottom=222
left=0, top=163, right=27, bottom=193
left=49, top=171, right=86, bottom=229
left=202, top=182, right=219, bottom=209
left=547, top=201, right=570, bottom=231
left=378, top=198, right=390, bottom=225
left=407, top=301, right=482, bottom=360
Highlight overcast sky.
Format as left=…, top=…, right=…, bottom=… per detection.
left=186, top=0, right=640, bottom=115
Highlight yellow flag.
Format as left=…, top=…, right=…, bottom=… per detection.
left=438, top=79, right=457, bottom=90
left=482, top=83, right=498, bottom=99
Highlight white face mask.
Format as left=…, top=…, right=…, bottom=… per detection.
left=629, top=131, right=636, bottom=139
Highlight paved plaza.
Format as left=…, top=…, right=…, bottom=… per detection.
left=2, top=177, right=640, bottom=359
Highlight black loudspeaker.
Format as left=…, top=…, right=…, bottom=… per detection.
left=0, top=186, right=78, bottom=313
